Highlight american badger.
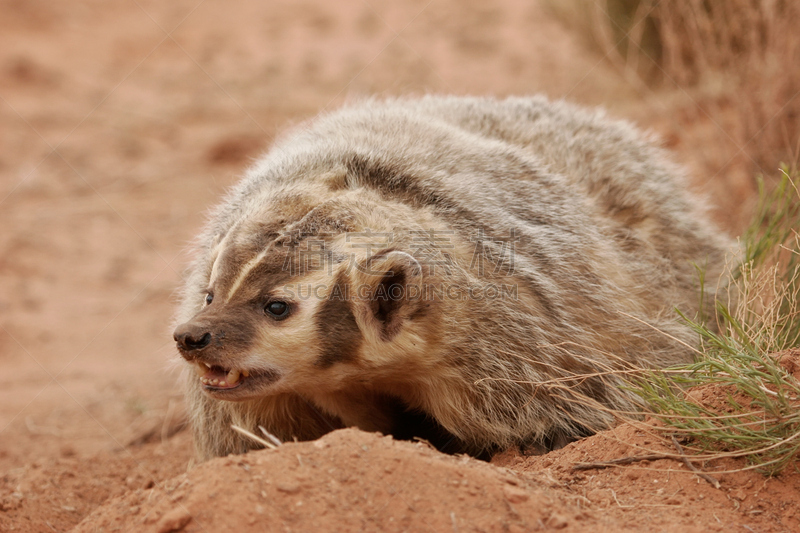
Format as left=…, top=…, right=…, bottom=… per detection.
left=174, top=96, right=730, bottom=460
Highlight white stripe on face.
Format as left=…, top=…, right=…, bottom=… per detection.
left=223, top=246, right=275, bottom=303
left=208, top=231, right=234, bottom=290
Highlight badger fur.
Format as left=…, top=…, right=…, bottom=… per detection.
left=173, top=95, right=731, bottom=460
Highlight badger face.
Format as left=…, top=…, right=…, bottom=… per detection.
left=172, top=266, right=322, bottom=401
left=173, top=214, right=430, bottom=403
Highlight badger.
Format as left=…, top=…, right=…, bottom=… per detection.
left=173, top=95, right=731, bottom=460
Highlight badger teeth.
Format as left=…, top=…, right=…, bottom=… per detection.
left=226, top=369, right=241, bottom=386
left=196, top=366, right=247, bottom=388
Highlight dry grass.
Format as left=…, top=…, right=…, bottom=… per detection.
left=630, top=171, right=800, bottom=474
left=545, top=0, right=800, bottom=181
left=654, top=1, right=800, bottom=175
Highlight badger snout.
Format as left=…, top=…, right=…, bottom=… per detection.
left=174, top=322, right=212, bottom=356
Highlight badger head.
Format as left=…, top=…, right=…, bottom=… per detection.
left=172, top=188, right=449, bottom=405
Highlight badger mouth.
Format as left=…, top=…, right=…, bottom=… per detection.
left=193, top=362, right=279, bottom=398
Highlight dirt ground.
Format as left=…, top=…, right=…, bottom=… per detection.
left=0, top=0, right=792, bottom=531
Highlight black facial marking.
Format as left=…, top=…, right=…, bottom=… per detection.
left=314, top=272, right=362, bottom=368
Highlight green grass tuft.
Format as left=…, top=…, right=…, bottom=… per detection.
left=630, top=169, right=800, bottom=475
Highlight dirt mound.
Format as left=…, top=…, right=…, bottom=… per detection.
left=67, top=426, right=799, bottom=533
left=75, top=429, right=577, bottom=533
left=517, top=423, right=800, bottom=532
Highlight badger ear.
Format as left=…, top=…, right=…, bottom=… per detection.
left=351, top=250, right=423, bottom=341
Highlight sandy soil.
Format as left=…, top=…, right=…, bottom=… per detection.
left=0, top=0, right=789, bottom=531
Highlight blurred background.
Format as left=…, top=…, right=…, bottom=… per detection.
left=0, top=0, right=797, bottom=487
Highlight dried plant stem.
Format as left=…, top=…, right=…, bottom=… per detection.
left=231, top=424, right=279, bottom=450
left=572, top=454, right=673, bottom=471
left=671, top=435, right=720, bottom=489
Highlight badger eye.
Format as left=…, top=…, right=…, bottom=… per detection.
left=205, top=293, right=213, bottom=305
left=265, top=301, right=290, bottom=320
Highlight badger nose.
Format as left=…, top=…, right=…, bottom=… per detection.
left=173, top=323, right=212, bottom=355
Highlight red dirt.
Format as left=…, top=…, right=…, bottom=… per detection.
left=0, top=0, right=791, bottom=531
left=68, top=426, right=800, bottom=533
